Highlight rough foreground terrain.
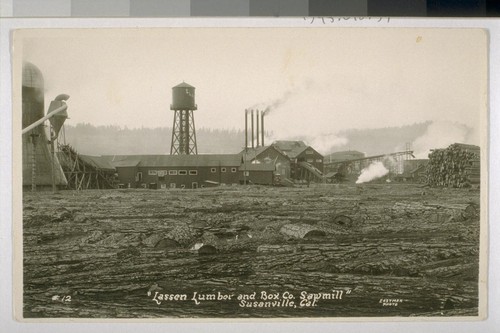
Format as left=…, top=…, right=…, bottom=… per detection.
left=22, top=184, right=481, bottom=318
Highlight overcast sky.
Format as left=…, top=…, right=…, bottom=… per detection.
left=19, top=28, right=486, bottom=150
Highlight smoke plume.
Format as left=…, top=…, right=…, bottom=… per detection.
left=249, top=88, right=298, bottom=116
left=355, top=161, right=389, bottom=184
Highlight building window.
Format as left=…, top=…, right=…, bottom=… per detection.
left=161, top=184, right=167, bottom=189
left=170, top=183, right=176, bottom=188
left=189, top=170, right=198, bottom=175
left=244, top=171, right=250, bottom=177
left=179, top=170, right=187, bottom=175
left=169, top=170, right=178, bottom=175
left=211, top=168, right=216, bottom=173
left=157, top=170, right=165, bottom=177
left=136, top=172, right=143, bottom=181
left=316, top=159, right=323, bottom=163
left=306, top=149, right=313, bottom=155
left=148, top=170, right=157, bottom=176
left=307, top=159, right=314, bottom=163
left=221, top=168, right=227, bottom=173
left=231, top=167, right=237, bottom=173
left=141, top=184, right=147, bottom=189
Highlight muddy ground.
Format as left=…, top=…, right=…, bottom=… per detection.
left=22, top=184, right=481, bottom=318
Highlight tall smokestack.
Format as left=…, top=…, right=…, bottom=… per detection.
left=256, top=110, right=260, bottom=147
left=244, top=109, right=248, bottom=149
left=261, top=110, right=265, bottom=146
left=251, top=109, right=255, bottom=149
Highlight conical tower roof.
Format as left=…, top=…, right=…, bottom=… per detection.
left=23, top=62, right=44, bottom=89
left=173, top=82, right=195, bottom=88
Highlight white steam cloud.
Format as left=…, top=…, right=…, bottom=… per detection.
left=309, top=134, right=348, bottom=155
left=263, top=132, right=348, bottom=155
left=412, top=121, right=478, bottom=158
left=355, top=161, right=389, bottom=184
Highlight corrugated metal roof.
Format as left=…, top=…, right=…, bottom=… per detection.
left=273, top=140, right=306, bottom=151
left=325, top=150, right=365, bottom=162
left=80, top=155, right=116, bottom=171
left=272, top=140, right=309, bottom=158
left=101, top=155, right=141, bottom=167
left=103, top=154, right=242, bottom=168
left=239, top=145, right=289, bottom=162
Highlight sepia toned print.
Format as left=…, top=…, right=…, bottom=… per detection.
left=14, top=27, right=487, bottom=320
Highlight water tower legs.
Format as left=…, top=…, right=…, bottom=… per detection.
left=170, top=110, right=198, bottom=155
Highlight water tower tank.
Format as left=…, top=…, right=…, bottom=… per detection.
left=171, top=82, right=197, bottom=110
left=22, top=62, right=45, bottom=128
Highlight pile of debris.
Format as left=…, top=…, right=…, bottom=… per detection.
left=426, top=143, right=480, bottom=188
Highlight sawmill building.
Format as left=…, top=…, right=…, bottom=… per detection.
left=272, top=140, right=324, bottom=181
left=103, top=154, right=255, bottom=189
left=240, top=145, right=291, bottom=180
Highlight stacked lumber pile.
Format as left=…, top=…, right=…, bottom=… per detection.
left=426, top=143, right=480, bottom=188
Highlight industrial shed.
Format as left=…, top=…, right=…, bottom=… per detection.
left=396, top=159, right=429, bottom=183
left=240, top=145, right=291, bottom=179
left=104, top=154, right=243, bottom=189
left=272, top=140, right=324, bottom=182
left=325, top=150, right=365, bottom=163
left=239, top=163, right=276, bottom=185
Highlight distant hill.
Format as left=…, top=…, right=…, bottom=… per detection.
left=60, top=121, right=460, bottom=157
left=61, top=124, right=245, bottom=155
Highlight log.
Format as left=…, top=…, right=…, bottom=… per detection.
left=280, top=223, right=326, bottom=239
left=155, top=238, right=180, bottom=248
left=198, top=245, right=217, bottom=255
left=164, top=223, right=196, bottom=247
left=191, top=232, right=220, bottom=255
left=391, top=202, right=479, bottom=221
left=331, top=215, right=353, bottom=227
left=142, top=233, right=164, bottom=247
left=21, top=183, right=480, bottom=318
left=257, top=244, right=302, bottom=253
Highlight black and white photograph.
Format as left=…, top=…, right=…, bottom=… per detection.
left=13, top=26, right=487, bottom=320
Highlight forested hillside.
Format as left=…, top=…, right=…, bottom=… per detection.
left=61, top=121, right=472, bottom=158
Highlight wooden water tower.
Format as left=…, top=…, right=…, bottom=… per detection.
left=170, top=82, right=198, bottom=155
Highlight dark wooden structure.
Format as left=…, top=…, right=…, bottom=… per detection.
left=57, top=144, right=116, bottom=190
left=272, top=141, right=324, bottom=182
